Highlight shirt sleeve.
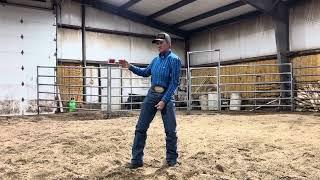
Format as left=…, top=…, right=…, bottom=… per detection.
left=161, top=58, right=181, bottom=103
left=128, top=58, right=155, bottom=77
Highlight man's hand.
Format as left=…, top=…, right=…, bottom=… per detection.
left=119, top=60, right=130, bottom=68
left=155, top=101, right=165, bottom=110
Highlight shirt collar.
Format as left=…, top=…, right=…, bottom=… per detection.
left=159, top=49, right=171, bottom=59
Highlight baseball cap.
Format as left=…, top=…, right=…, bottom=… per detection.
left=152, top=32, right=171, bottom=45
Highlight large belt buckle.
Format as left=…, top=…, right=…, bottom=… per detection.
left=154, top=86, right=165, bottom=93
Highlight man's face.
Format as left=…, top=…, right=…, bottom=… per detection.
left=156, top=40, right=170, bottom=53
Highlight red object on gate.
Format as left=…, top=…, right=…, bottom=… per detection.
left=119, top=59, right=126, bottom=66
left=108, top=59, right=115, bottom=64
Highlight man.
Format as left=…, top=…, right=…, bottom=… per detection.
left=119, top=32, right=181, bottom=169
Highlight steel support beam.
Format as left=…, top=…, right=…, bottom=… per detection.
left=149, top=0, right=197, bottom=19
left=0, top=0, right=52, bottom=10
left=81, top=3, right=86, bottom=67
left=184, top=37, right=190, bottom=67
left=273, top=1, right=291, bottom=107
left=242, top=0, right=291, bottom=107
left=79, top=0, right=187, bottom=38
left=120, top=0, right=142, bottom=9
left=241, top=0, right=278, bottom=12
left=57, top=24, right=184, bottom=42
left=173, top=1, right=246, bottom=28
left=241, top=0, right=293, bottom=22
left=81, top=1, right=87, bottom=102
left=189, top=11, right=261, bottom=34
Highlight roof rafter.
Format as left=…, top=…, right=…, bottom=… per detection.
left=120, top=0, right=142, bottom=9
left=79, top=0, right=188, bottom=38
left=172, top=1, right=246, bottom=28
left=149, top=0, right=197, bottom=19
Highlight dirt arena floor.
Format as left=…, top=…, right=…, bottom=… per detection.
left=0, top=112, right=320, bottom=179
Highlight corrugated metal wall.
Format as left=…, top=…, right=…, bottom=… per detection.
left=56, top=0, right=187, bottom=110
left=188, top=0, right=320, bottom=110
left=57, top=28, right=82, bottom=60
left=58, top=0, right=186, bottom=65
left=2, top=0, right=318, bottom=115
left=190, top=0, right=320, bottom=65
left=290, top=0, right=320, bottom=51
left=86, top=6, right=163, bottom=37
left=0, top=5, right=56, bottom=115
left=190, top=15, right=276, bottom=66
left=59, top=0, right=81, bottom=26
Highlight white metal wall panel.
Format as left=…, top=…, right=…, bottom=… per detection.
left=189, top=0, right=320, bottom=65
left=290, top=0, right=320, bottom=51
left=59, top=0, right=81, bottom=26
left=85, top=6, right=181, bottom=39
left=190, top=15, right=276, bottom=65
left=0, top=5, right=56, bottom=115
left=86, top=32, right=185, bottom=65
left=86, top=7, right=130, bottom=32
left=0, top=54, right=24, bottom=100
left=238, top=15, right=276, bottom=58
left=172, top=40, right=186, bottom=66
left=59, top=0, right=186, bottom=66
left=57, top=28, right=82, bottom=60
left=86, top=32, right=131, bottom=62
left=60, top=0, right=178, bottom=37
left=189, top=31, right=212, bottom=66
left=211, top=24, right=241, bottom=62
left=129, top=21, right=164, bottom=37
left=130, top=37, right=158, bottom=64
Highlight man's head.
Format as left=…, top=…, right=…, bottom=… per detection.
left=152, top=32, right=171, bottom=53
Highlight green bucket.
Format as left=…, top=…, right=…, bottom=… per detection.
left=68, top=98, right=77, bottom=112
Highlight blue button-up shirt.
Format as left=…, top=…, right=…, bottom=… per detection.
left=129, top=49, right=181, bottom=103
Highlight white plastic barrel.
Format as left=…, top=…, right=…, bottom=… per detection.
left=230, top=93, right=241, bottom=111
left=199, top=95, right=208, bottom=110
left=208, top=93, right=218, bottom=110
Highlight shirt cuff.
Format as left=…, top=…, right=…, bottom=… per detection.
left=128, top=64, right=134, bottom=71
left=161, top=97, right=169, bottom=104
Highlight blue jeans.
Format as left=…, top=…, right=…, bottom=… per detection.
left=131, top=89, right=178, bottom=164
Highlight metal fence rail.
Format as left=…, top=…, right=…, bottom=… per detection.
left=187, top=64, right=294, bottom=112
left=186, top=50, right=295, bottom=112
left=293, top=65, right=320, bottom=111
left=37, top=66, right=188, bottom=114
left=36, top=52, right=319, bottom=114
left=188, top=67, right=219, bottom=111
left=37, top=66, right=110, bottom=113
